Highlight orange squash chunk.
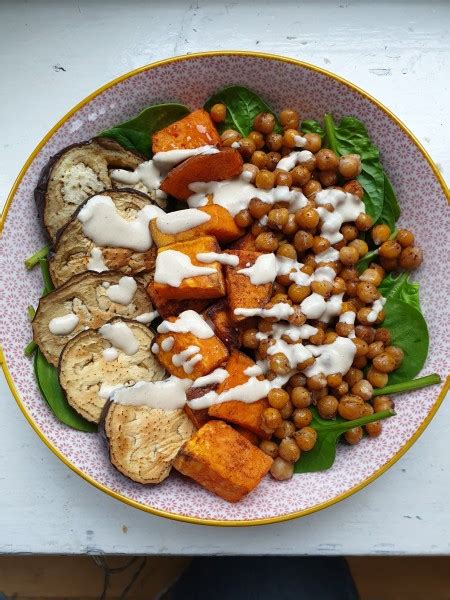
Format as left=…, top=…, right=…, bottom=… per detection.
left=146, top=282, right=211, bottom=319
left=152, top=109, right=220, bottom=153
left=229, top=232, right=258, bottom=252
left=208, top=350, right=271, bottom=439
left=160, top=149, right=243, bottom=200
left=152, top=236, right=226, bottom=301
left=154, top=321, right=229, bottom=381
left=174, top=420, right=273, bottom=503
left=203, top=300, right=241, bottom=349
left=150, top=204, right=243, bottom=248
left=224, top=250, right=273, bottom=322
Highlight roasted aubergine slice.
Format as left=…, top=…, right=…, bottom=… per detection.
left=58, top=319, right=164, bottom=423
left=32, top=271, right=155, bottom=367
left=101, top=402, right=194, bottom=484
left=35, top=137, right=149, bottom=241
left=49, top=189, right=157, bottom=287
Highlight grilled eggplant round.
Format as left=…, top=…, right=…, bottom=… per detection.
left=32, top=271, right=154, bottom=367
left=58, top=319, right=164, bottom=423
left=49, top=189, right=157, bottom=287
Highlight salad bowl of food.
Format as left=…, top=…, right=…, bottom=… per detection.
left=0, top=51, right=448, bottom=526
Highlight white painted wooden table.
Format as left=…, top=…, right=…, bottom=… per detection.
left=0, top=0, right=448, bottom=555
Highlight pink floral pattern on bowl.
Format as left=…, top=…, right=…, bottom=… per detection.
left=0, top=52, right=448, bottom=525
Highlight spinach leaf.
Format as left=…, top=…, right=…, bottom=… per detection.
left=324, top=114, right=385, bottom=223
left=382, top=299, right=428, bottom=384
left=204, top=85, right=282, bottom=137
left=379, top=174, right=401, bottom=224
left=294, top=408, right=395, bottom=473
left=32, top=259, right=97, bottom=432
left=301, top=119, right=325, bottom=139
left=99, top=103, right=190, bottom=157
left=378, top=272, right=421, bottom=311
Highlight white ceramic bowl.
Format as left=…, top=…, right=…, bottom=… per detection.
left=1, top=51, right=448, bottom=526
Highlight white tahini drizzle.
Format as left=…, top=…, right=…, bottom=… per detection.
left=87, top=247, right=107, bottom=272
left=191, top=368, right=229, bottom=388
left=134, top=311, right=159, bottom=324
left=156, top=208, right=211, bottom=234
left=234, top=303, right=294, bottom=321
left=304, top=337, right=356, bottom=377
left=238, top=253, right=277, bottom=285
left=110, top=376, right=192, bottom=409
left=154, top=250, right=217, bottom=287
left=196, top=252, right=240, bottom=266
left=99, top=322, right=139, bottom=355
left=78, top=194, right=165, bottom=251
left=277, top=150, right=314, bottom=171
left=99, top=382, right=124, bottom=400
left=157, top=310, right=214, bottom=339
left=105, top=276, right=137, bottom=305
left=160, top=336, right=175, bottom=352
left=315, top=189, right=365, bottom=244
left=367, top=296, right=386, bottom=323
left=48, top=313, right=79, bottom=335
left=102, top=347, right=119, bottom=362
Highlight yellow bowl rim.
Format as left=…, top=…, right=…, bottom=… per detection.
left=1, top=50, right=449, bottom=527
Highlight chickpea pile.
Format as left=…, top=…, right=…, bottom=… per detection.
left=209, top=103, right=424, bottom=481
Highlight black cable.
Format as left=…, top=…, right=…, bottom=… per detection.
left=92, top=555, right=141, bottom=600
left=119, top=556, right=147, bottom=600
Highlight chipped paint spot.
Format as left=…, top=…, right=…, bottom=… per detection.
left=122, top=525, right=128, bottom=533
left=369, top=68, right=392, bottom=76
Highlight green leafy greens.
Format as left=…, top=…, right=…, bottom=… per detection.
left=204, top=85, right=282, bottom=137
left=294, top=408, right=395, bottom=473
left=301, top=119, right=325, bottom=139
left=99, top=103, right=190, bottom=157
left=372, top=373, right=441, bottom=397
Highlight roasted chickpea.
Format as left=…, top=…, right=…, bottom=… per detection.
left=385, top=345, right=404, bottom=368
left=270, top=457, right=294, bottom=480
left=303, top=133, right=322, bottom=153
left=356, top=281, right=380, bottom=303
left=306, top=373, right=327, bottom=391
left=367, top=367, right=388, bottom=388
left=277, top=242, right=297, bottom=260
left=221, top=128, right=241, bottom=147
left=249, top=197, right=271, bottom=219
left=251, top=221, right=268, bottom=237
left=251, top=150, right=268, bottom=169
left=309, top=327, right=325, bottom=345
left=294, top=230, right=314, bottom=252
left=255, top=231, right=278, bottom=252
left=379, top=240, right=402, bottom=259
left=242, top=163, right=259, bottom=183
left=234, top=208, right=254, bottom=228
left=338, top=394, right=365, bottom=420
left=292, top=407, right=313, bottom=428
left=349, top=238, right=369, bottom=258
left=352, top=337, right=369, bottom=357
left=374, top=328, right=391, bottom=345
left=344, top=367, right=363, bottom=387
left=283, top=128, right=302, bottom=148
left=263, top=407, right=283, bottom=430
left=360, top=268, right=383, bottom=287
left=319, top=170, right=338, bottom=187
left=290, top=165, right=311, bottom=187
left=279, top=400, right=293, bottom=420
left=248, top=130, right=265, bottom=150
left=278, top=438, right=301, bottom=463
left=267, top=388, right=289, bottom=411
left=353, top=355, right=368, bottom=369
left=310, top=280, right=333, bottom=298
left=268, top=207, right=289, bottom=230
left=282, top=213, right=299, bottom=236
left=294, top=426, right=318, bottom=451
left=332, top=277, right=346, bottom=295
left=266, top=132, right=283, bottom=152
left=266, top=151, right=281, bottom=171
left=327, top=373, right=343, bottom=388
left=396, top=229, right=414, bottom=248
left=355, top=324, right=376, bottom=344
left=372, top=224, right=391, bottom=245
left=315, top=148, right=339, bottom=171
left=317, top=395, right=339, bottom=419
left=339, top=245, right=360, bottom=266
left=255, top=169, right=276, bottom=190
left=295, top=207, right=319, bottom=229
left=270, top=352, right=291, bottom=375
left=279, top=108, right=300, bottom=129
left=242, top=328, right=259, bottom=349
left=351, top=379, right=374, bottom=401
left=379, top=255, right=399, bottom=272
left=288, top=283, right=310, bottom=304
left=254, top=112, right=276, bottom=134
left=399, top=246, right=423, bottom=270
left=357, top=306, right=375, bottom=325
left=290, top=386, right=312, bottom=408
left=344, top=427, right=363, bottom=445
left=341, top=224, right=358, bottom=242
left=310, top=236, right=329, bottom=255
left=365, top=421, right=382, bottom=437
left=372, top=352, right=397, bottom=373
left=338, top=153, right=362, bottom=179
left=210, top=102, right=226, bottom=122
left=259, top=440, right=279, bottom=458
left=275, top=170, right=293, bottom=187
left=344, top=180, right=365, bottom=200
left=303, top=180, right=322, bottom=199
left=336, top=381, right=349, bottom=397
left=274, top=420, right=296, bottom=439
left=366, top=340, right=384, bottom=359
left=289, top=373, right=306, bottom=388
left=373, top=395, right=393, bottom=413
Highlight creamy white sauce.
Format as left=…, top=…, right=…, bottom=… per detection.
left=99, top=322, right=139, bottom=355
left=172, top=345, right=200, bottom=367
left=110, top=376, right=192, bottom=409
left=314, top=247, right=340, bottom=264
left=238, top=253, right=277, bottom=285
left=151, top=342, right=159, bottom=354
left=105, top=276, right=137, bottom=305
left=153, top=145, right=218, bottom=168
left=102, top=347, right=119, bottom=361
left=154, top=250, right=217, bottom=287
left=196, top=252, right=240, bottom=266
left=300, top=293, right=327, bottom=319
left=87, top=247, right=107, bottom=272
left=183, top=353, right=203, bottom=374
left=367, top=296, right=386, bottom=323
left=187, top=174, right=308, bottom=216
left=315, top=189, right=365, bottom=244
left=156, top=208, right=211, bottom=234
left=234, top=303, right=295, bottom=321
left=304, top=336, right=356, bottom=377
left=294, top=134, right=307, bottom=147
left=243, top=365, right=264, bottom=377
left=48, top=313, right=79, bottom=335
left=99, top=382, right=124, bottom=400
left=134, top=311, right=159, bottom=324
left=256, top=322, right=318, bottom=343
left=191, top=368, right=229, bottom=388
left=277, top=150, right=314, bottom=171
left=339, top=311, right=356, bottom=325
left=160, top=336, right=174, bottom=352
left=78, top=195, right=164, bottom=251
left=157, top=310, right=214, bottom=339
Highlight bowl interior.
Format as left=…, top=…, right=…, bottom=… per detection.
left=0, top=53, right=448, bottom=524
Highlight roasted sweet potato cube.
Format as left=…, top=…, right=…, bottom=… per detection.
left=203, top=300, right=241, bottom=349
left=152, top=109, right=220, bottom=153
left=208, top=350, right=271, bottom=439
left=174, top=420, right=273, bottom=502
left=154, top=324, right=229, bottom=380
left=229, top=232, right=258, bottom=252
left=160, top=149, right=243, bottom=200
left=184, top=385, right=215, bottom=429
left=152, top=236, right=226, bottom=301
left=224, top=250, right=273, bottom=322
left=147, top=282, right=211, bottom=319
left=150, top=204, right=243, bottom=248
